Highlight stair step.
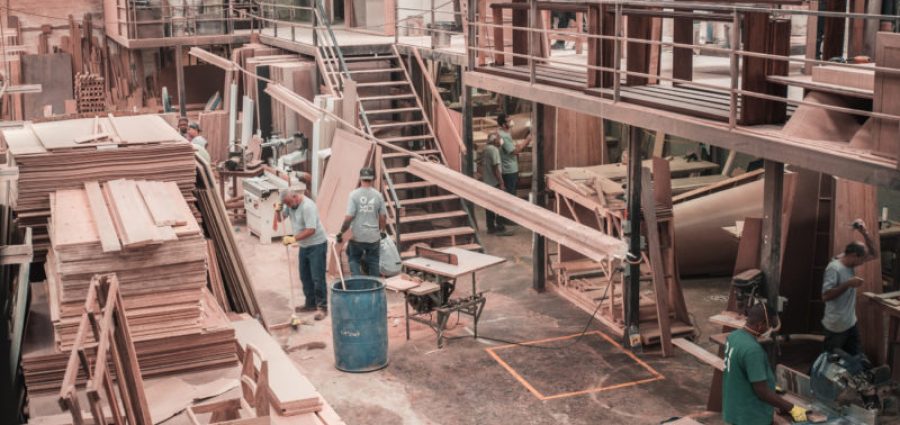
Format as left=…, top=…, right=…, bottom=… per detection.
left=393, top=181, right=434, bottom=190
left=383, top=135, right=435, bottom=143
left=335, top=68, right=403, bottom=75
left=357, top=81, right=411, bottom=88
left=396, top=210, right=468, bottom=224
left=366, top=107, right=422, bottom=115
left=400, top=226, right=476, bottom=243
left=359, top=94, right=417, bottom=102
left=322, top=55, right=399, bottom=62
left=385, top=167, right=406, bottom=174
left=388, top=194, right=458, bottom=207
left=383, top=148, right=440, bottom=159
left=370, top=120, right=427, bottom=130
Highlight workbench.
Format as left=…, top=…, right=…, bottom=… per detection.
left=388, top=247, right=505, bottom=348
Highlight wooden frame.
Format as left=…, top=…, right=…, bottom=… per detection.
left=58, top=273, right=151, bottom=425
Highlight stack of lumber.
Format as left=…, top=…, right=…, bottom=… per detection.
left=20, top=178, right=238, bottom=394
left=21, top=283, right=236, bottom=394
left=196, top=156, right=262, bottom=320
left=46, top=179, right=208, bottom=349
left=1, top=115, right=195, bottom=256
left=547, top=167, right=627, bottom=210
left=269, top=60, right=317, bottom=139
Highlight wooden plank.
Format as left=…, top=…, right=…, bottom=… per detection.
left=232, top=319, right=322, bottom=415
left=0, top=243, right=33, bottom=265
left=873, top=33, right=900, bottom=164
left=84, top=181, right=122, bottom=253
left=104, top=179, right=163, bottom=247
left=137, top=180, right=187, bottom=227
left=640, top=167, right=673, bottom=356
left=673, top=338, right=724, bottom=371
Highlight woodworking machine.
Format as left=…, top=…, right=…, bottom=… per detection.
left=243, top=172, right=292, bottom=243
left=777, top=351, right=897, bottom=424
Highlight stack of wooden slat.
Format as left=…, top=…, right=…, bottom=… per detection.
left=20, top=178, right=238, bottom=394
left=46, top=179, right=209, bottom=349
left=74, top=72, right=106, bottom=113
left=21, top=283, right=236, bottom=394
left=1, top=115, right=195, bottom=256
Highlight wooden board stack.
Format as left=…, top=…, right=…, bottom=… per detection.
left=20, top=179, right=237, bottom=394
left=1, top=115, right=196, bottom=256
left=46, top=179, right=208, bottom=348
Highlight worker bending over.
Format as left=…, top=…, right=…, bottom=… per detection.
left=822, top=219, right=878, bottom=355
left=337, top=167, right=387, bottom=276
left=282, top=184, right=329, bottom=320
left=482, top=134, right=510, bottom=236
left=496, top=114, right=532, bottom=224
left=723, top=304, right=807, bottom=424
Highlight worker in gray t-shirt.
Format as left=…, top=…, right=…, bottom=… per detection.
left=482, top=134, right=510, bottom=236
left=496, top=113, right=531, bottom=226
left=281, top=184, right=329, bottom=320
left=821, top=219, right=878, bottom=355
left=336, top=167, right=387, bottom=276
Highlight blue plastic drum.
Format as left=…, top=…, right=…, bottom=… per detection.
left=330, top=277, right=388, bottom=372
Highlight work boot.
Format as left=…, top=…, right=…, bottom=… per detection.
left=298, top=305, right=317, bottom=313
left=314, top=308, right=328, bottom=321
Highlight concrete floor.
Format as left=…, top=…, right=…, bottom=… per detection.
left=237, top=207, right=732, bottom=425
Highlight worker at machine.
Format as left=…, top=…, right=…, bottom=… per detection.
left=496, top=113, right=532, bottom=225
left=482, top=134, right=511, bottom=236
left=186, top=123, right=211, bottom=163
left=281, top=184, right=330, bottom=320
left=821, top=219, right=878, bottom=356
left=177, top=117, right=189, bottom=136
left=723, top=304, right=808, bottom=424
left=336, top=167, right=387, bottom=277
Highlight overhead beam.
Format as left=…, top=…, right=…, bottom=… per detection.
left=464, top=71, right=900, bottom=189
left=406, top=159, right=628, bottom=263
left=188, top=47, right=238, bottom=71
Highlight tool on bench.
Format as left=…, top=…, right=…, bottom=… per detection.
left=776, top=350, right=897, bottom=425
left=397, top=246, right=505, bottom=348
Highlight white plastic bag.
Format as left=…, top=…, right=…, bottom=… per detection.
left=379, top=236, right=402, bottom=277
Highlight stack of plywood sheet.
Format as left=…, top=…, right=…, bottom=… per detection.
left=20, top=179, right=237, bottom=394
left=1, top=115, right=196, bottom=257
left=46, top=179, right=208, bottom=349
left=269, top=60, right=317, bottom=139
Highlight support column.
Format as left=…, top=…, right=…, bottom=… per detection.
left=532, top=103, right=545, bottom=292
left=175, top=44, right=187, bottom=118
left=760, top=160, right=784, bottom=312
left=463, top=0, right=476, bottom=179
left=624, top=125, right=642, bottom=349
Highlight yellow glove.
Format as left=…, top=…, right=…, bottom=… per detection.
left=789, top=405, right=808, bottom=423
left=282, top=236, right=296, bottom=246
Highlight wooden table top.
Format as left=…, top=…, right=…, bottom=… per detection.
left=402, top=247, right=506, bottom=278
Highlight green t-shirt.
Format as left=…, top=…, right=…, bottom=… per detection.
left=498, top=130, right=519, bottom=174
left=723, top=329, right=775, bottom=425
left=482, top=144, right=501, bottom=187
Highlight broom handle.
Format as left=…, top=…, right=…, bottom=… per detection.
left=329, top=239, right=347, bottom=290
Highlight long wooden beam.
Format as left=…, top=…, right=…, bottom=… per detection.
left=406, top=159, right=628, bottom=262
left=464, top=71, right=900, bottom=189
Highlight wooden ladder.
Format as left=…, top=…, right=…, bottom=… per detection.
left=312, top=8, right=481, bottom=257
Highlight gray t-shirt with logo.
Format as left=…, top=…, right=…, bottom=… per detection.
left=821, top=257, right=857, bottom=333
left=346, top=187, right=387, bottom=243
left=482, top=144, right=501, bottom=187
left=283, top=197, right=328, bottom=248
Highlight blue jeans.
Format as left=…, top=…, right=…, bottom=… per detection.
left=824, top=323, right=861, bottom=356
left=347, top=240, right=380, bottom=277
left=299, top=242, right=328, bottom=309
left=501, top=173, right=519, bottom=223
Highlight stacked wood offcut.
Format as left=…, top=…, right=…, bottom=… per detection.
left=1, top=115, right=196, bottom=257
left=74, top=73, right=107, bottom=113
left=20, top=178, right=236, bottom=393
left=547, top=166, right=627, bottom=210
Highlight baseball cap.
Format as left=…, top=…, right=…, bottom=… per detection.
left=359, top=167, right=375, bottom=180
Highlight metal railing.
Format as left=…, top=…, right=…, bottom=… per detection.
left=466, top=0, right=900, bottom=131
left=117, top=3, right=252, bottom=39
left=310, top=0, right=404, bottom=242
left=394, top=0, right=466, bottom=50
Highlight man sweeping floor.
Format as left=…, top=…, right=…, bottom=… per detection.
left=282, top=183, right=329, bottom=320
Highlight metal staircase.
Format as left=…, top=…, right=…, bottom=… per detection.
left=312, top=3, right=481, bottom=256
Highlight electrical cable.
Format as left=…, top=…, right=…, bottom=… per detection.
left=475, top=277, right=612, bottom=350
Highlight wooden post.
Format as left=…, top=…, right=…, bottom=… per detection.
left=511, top=0, right=528, bottom=66
left=175, top=44, right=187, bottom=117
left=625, top=7, right=652, bottom=86
left=532, top=102, right=545, bottom=292
left=492, top=6, right=505, bottom=66
left=672, top=1, right=693, bottom=83
left=821, top=0, right=847, bottom=61
left=760, top=161, right=784, bottom=313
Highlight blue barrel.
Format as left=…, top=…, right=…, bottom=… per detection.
left=330, top=277, right=389, bottom=372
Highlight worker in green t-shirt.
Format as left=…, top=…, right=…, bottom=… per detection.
left=723, top=304, right=808, bottom=424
